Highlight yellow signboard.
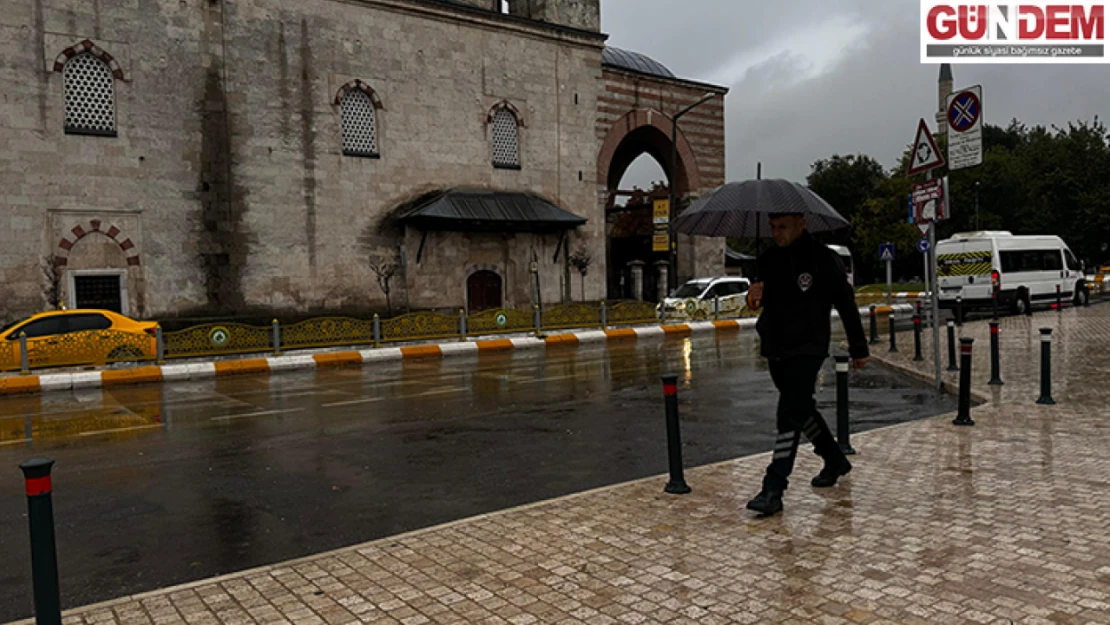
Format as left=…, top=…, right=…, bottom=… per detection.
left=653, top=199, right=670, bottom=225
left=653, top=231, right=669, bottom=252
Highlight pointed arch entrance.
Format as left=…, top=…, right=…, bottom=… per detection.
left=598, top=109, right=701, bottom=301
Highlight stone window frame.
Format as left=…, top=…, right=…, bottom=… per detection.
left=487, top=100, right=524, bottom=170
left=335, top=79, right=385, bottom=159
left=53, top=39, right=124, bottom=138
left=66, top=269, right=130, bottom=316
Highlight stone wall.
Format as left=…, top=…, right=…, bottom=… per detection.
left=0, top=0, right=606, bottom=322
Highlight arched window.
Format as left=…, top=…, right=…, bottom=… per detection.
left=340, top=88, right=379, bottom=157
left=63, top=53, right=116, bottom=136
left=491, top=107, right=520, bottom=169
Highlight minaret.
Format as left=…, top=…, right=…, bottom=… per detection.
left=935, top=63, right=953, bottom=138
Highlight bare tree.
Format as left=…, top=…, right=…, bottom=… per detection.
left=370, top=255, right=400, bottom=317
left=41, top=257, right=63, bottom=310
left=568, top=247, right=592, bottom=302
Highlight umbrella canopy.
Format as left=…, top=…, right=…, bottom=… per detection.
left=672, top=179, right=850, bottom=239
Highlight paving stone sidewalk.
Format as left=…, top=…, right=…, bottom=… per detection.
left=8, top=308, right=1110, bottom=625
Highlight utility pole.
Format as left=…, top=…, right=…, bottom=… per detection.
left=668, top=92, right=717, bottom=292
left=928, top=171, right=941, bottom=391
left=975, top=181, right=980, bottom=230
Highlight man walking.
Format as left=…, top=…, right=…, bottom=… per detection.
left=744, top=211, right=870, bottom=516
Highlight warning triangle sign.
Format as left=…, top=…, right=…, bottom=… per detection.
left=906, top=118, right=945, bottom=177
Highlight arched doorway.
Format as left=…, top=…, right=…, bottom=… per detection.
left=597, top=110, right=701, bottom=302
left=467, top=270, right=503, bottom=312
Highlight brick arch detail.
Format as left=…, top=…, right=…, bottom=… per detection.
left=54, top=219, right=140, bottom=268
left=486, top=100, right=525, bottom=127
left=52, top=39, right=124, bottom=80
left=334, top=79, right=384, bottom=109
left=597, top=108, right=701, bottom=193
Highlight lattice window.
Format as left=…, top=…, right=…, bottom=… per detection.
left=63, top=53, right=116, bottom=136
left=341, top=89, right=379, bottom=157
left=491, top=108, right=519, bottom=168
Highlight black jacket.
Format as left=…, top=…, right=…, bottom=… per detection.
left=751, top=231, right=869, bottom=361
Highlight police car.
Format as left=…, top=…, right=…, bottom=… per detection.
left=657, top=276, right=751, bottom=320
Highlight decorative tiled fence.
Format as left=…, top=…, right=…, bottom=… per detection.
left=159, top=301, right=661, bottom=361
left=0, top=290, right=951, bottom=374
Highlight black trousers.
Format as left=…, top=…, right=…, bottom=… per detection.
left=761, top=356, right=846, bottom=492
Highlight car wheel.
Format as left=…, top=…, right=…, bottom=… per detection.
left=1075, top=284, right=1089, bottom=306
left=1013, top=292, right=1028, bottom=315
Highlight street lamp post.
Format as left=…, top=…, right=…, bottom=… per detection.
left=668, top=91, right=718, bottom=292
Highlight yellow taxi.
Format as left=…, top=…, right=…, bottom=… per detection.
left=1093, top=264, right=1110, bottom=294
left=0, top=309, right=157, bottom=372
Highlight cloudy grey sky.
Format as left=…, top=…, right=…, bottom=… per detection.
left=600, top=0, right=1110, bottom=189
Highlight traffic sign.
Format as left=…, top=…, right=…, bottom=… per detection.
left=879, top=243, right=895, bottom=262
left=653, top=198, right=670, bottom=252
left=653, top=199, right=670, bottom=225
left=652, top=232, right=669, bottom=252
left=947, top=85, right=983, bottom=171
left=906, top=118, right=945, bottom=177
left=911, top=177, right=949, bottom=226
left=912, top=178, right=944, bottom=204
left=918, top=238, right=930, bottom=254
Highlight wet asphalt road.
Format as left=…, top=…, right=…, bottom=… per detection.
left=0, top=329, right=958, bottom=622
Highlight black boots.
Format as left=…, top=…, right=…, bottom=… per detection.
left=746, top=488, right=783, bottom=516
left=811, top=457, right=852, bottom=488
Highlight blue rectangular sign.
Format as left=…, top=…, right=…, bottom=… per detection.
left=879, top=243, right=895, bottom=262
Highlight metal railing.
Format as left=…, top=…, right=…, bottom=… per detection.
left=0, top=301, right=661, bottom=374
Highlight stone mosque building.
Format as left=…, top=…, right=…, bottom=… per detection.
left=0, top=0, right=728, bottom=321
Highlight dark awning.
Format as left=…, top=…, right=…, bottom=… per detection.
left=396, top=189, right=587, bottom=233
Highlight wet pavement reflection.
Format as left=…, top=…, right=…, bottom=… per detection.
left=0, top=331, right=956, bottom=621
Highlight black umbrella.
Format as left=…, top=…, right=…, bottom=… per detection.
left=671, top=178, right=850, bottom=240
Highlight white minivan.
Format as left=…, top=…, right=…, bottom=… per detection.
left=936, top=231, right=1088, bottom=315
left=827, top=245, right=854, bottom=286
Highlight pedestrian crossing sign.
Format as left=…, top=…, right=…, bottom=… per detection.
left=879, top=244, right=895, bottom=262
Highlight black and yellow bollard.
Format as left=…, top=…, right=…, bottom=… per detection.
left=661, top=374, right=691, bottom=494
left=953, top=338, right=976, bottom=426
left=20, top=458, right=62, bottom=625
left=869, top=305, right=879, bottom=345
left=1036, top=328, right=1055, bottom=405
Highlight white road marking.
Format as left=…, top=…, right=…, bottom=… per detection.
left=0, top=438, right=32, bottom=446
left=322, top=397, right=385, bottom=408
left=210, top=408, right=306, bottom=422
left=78, top=423, right=164, bottom=437
left=408, top=387, right=469, bottom=398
